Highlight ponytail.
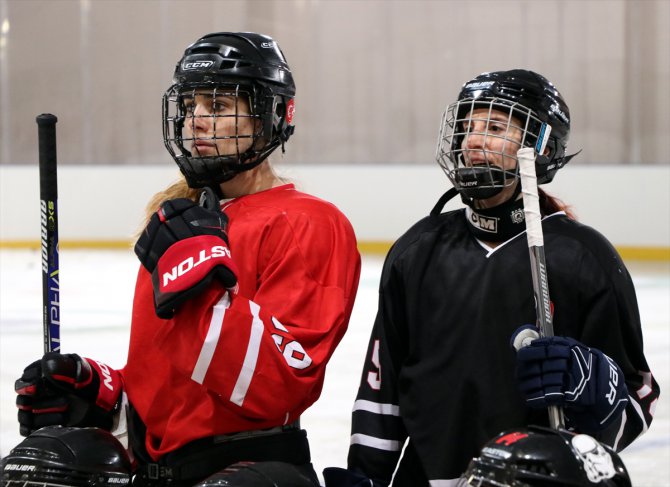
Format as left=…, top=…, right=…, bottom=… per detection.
left=134, top=176, right=200, bottom=242
left=539, top=188, right=576, bottom=220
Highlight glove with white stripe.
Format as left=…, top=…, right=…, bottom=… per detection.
left=512, top=325, right=629, bottom=432
left=15, top=352, right=122, bottom=436
left=134, top=195, right=238, bottom=319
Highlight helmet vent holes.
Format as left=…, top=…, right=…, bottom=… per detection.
left=220, top=60, right=237, bottom=70
left=218, top=60, right=253, bottom=70
left=516, top=461, right=552, bottom=476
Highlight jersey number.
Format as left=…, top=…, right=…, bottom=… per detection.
left=367, top=340, right=381, bottom=390
left=271, top=316, right=313, bottom=370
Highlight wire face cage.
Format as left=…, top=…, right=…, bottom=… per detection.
left=163, top=83, right=263, bottom=159
left=436, top=97, right=544, bottom=197
left=162, top=82, right=269, bottom=187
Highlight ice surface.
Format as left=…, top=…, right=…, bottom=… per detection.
left=1, top=250, right=668, bottom=485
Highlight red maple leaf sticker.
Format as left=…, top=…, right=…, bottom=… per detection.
left=496, top=432, right=529, bottom=446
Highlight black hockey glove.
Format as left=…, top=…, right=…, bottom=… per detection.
left=512, top=325, right=629, bottom=432
left=15, top=352, right=122, bottom=436
left=134, top=197, right=238, bottom=319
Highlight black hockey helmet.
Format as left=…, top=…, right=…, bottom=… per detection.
left=464, top=426, right=631, bottom=486
left=1, top=426, right=131, bottom=487
left=436, top=69, right=577, bottom=200
left=163, top=32, right=296, bottom=188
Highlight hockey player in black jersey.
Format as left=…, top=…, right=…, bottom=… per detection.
left=323, top=69, right=659, bottom=486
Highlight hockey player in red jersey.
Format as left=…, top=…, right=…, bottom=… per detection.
left=323, top=70, right=659, bottom=486
left=12, top=32, right=360, bottom=486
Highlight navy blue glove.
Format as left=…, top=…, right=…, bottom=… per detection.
left=323, top=467, right=384, bottom=487
left=512, top=325, right=629, bottom=432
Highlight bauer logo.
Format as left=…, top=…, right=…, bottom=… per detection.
left=481, top=446, right=512, bottom=460
left=549, top=103, right=569, bottom=124
left=465, top=81, right=495, bottom=89
left=470, top=212, right=498, bottom=233
left=107, top=476, right=130, bottom=485
left=4, top=463, right=36, bottom=472
left=183, top=60, right=214, bottom=70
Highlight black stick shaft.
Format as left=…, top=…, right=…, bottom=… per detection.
left=37, top=113, right=61, bottom=353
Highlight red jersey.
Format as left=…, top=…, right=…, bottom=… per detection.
left=121, top=184, right=361, bottom=460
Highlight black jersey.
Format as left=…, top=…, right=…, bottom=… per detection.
left=347, top=208, right=659, bottom=486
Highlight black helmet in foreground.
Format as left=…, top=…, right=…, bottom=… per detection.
left=436, top=69, right=577, bottom=200
left=1, top=426, right=131, bottom=487
left=163, top=32, right=296, bottom=188
left=464, top=426, right=631, bottom=487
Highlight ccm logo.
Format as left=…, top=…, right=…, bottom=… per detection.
left=470, top=212, right=498, bottom=232
left=163, top=246, right=231, bottom=287
left=183, top=60, right=214, bottom=70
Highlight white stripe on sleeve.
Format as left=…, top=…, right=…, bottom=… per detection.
left=635, top=371, right=654, bottom=399
left=191, top=293, right=231, bottom=384
left=353, top=399, right=400, bottom=416
left=350, top=433, right=402, bottom=452
left=230, top=300, right=265, bottom=406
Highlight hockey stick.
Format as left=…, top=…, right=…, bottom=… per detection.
left=37, top=113, right=61, bottom=353
left=517, top=124, right=565, bottom=430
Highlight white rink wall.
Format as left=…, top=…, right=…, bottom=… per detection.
left=0, top=164, right=669, bottom=251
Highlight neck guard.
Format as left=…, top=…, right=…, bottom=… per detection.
left=430, top=186, right=537, bottom=243
left=465, top=196, right=529, bottom=242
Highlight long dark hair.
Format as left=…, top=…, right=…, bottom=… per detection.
left=539, top=188, right=576, bottom=220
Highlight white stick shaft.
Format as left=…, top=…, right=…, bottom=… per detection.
left=518, top=142, right=565, bottom=430
left=519, top=148, right=544, bottom=248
